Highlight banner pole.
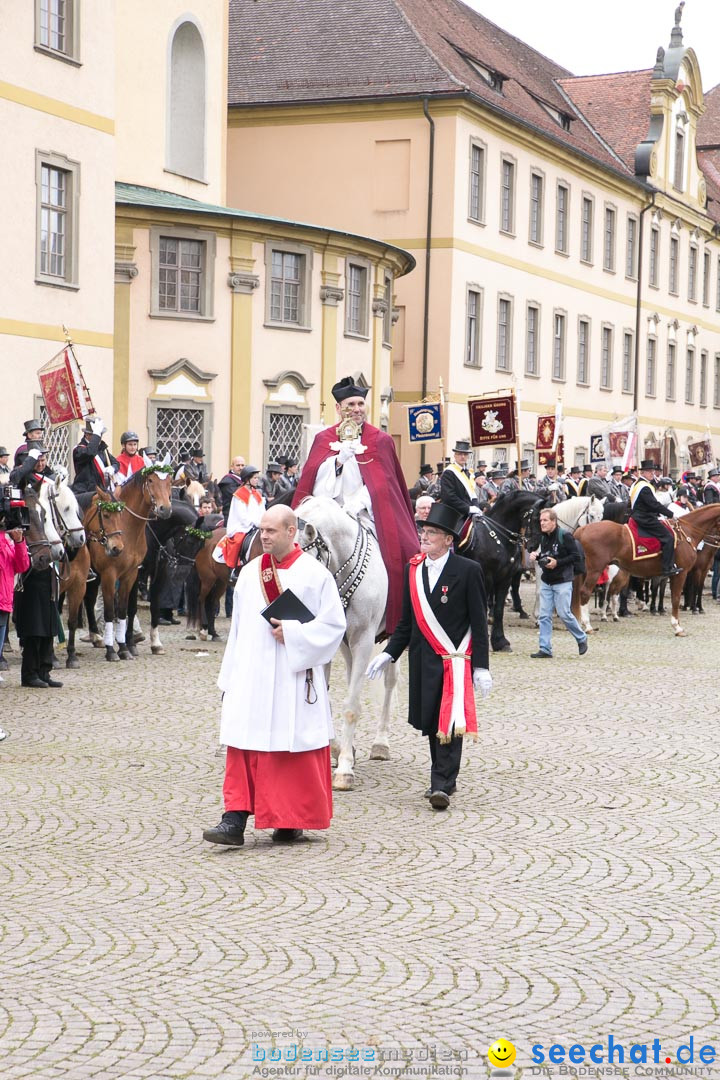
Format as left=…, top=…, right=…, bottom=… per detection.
left=513, top=392, right=522, bottom=481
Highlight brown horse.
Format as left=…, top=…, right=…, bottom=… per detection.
left=574, top=503, right=720, bottom=637
left=59, top=488, right=126, bottom=667
left=22, top=486, right=56, bottom=571
left=183, top=525, right=263, bottom=642
left=84, top=468, right=173, bottom=661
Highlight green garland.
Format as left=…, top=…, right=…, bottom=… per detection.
left=185, top=525, right=212, bottom=541
left=97, top=499, right=126, bottom=514
left=141, top=464, right=174, bottom=477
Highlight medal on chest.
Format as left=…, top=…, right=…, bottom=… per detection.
left=441, top=585, right=449, bottom=604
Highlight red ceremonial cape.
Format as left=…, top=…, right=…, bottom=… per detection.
left=292, top=423, right=418, bottom=635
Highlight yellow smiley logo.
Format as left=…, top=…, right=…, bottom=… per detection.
left=488, top=1040, right=516, bottom=1069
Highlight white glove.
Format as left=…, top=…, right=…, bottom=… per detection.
left=337, top=441, right=357, bottom=465
left=89, top=417, right=105, bottom=436
left=547, top=482, right=559, bottom=492
left=469, top=506, right=482, bottom=516
left=473, top=668, right=492, bottom=698
left=366, top=652, right=393, bottom=680
left=103, top=465, right=117, bottom=481
left=53, top=464, right=68, bottom=482
left=27, top=448, right=42, bottom=461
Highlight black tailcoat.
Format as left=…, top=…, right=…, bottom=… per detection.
left=385, top=553, right=489, bottom=736
left=439, top=468, right=477, bottom=516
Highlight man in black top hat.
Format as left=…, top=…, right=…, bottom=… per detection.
left=564, top=465, right=582, bottom=498
left=14, top=419, right=46, bottom=468
left=410, top=462, right=437, bottom=503
left=190, top=446, right=209, bottom=485
left=703, top=468, right=720, bottom=504
left=535, top=458, right=566, bottom=503
left=367, top=501, right=490, bottom=809
left=440, top=439, right=482, bottom=517
left=72, top=417, right=118, bottom=496
left=608, top=465, right=628, bottom=502
left=264, top=462, right=285, bottom=500
left=0, top=445, right=10, bottom=482
left=629, top=460, right=681, bottom=575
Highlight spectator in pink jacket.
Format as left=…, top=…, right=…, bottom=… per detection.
left=0, top=527, right=30, bottom=705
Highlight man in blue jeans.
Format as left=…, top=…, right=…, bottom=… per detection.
left=529, top=507, right=588, bottom=659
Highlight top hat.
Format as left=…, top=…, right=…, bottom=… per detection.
left=708, top=468, right=720, bottom=478
left=285, top=458, right=298, bottom=468
left=582, top=464, right=593, bottom=473
left=332, top=376, right=369, bottom=403
left=497, top=462, right=509, bottom=474
left=190, top=446, right=205, bottom=457
left=0, top=445, right=8, bottom=456
left=452, top=440, right=472, bottom=454
left=516, top=459, right=531, bottom=471
left=544, top=458, right=557, bottom=469
left=639, top=459, right=657, bottom=471
left=24, top=418, right=44, bottom=434
left=420, top=464, right=434, bottom=476
left=422, top=502, right=464, bottom=540
left=611, top=465, right=623, bottom=474
left=476, top=460, right=487, bottom=468
left=266, top=462, right=283, bottom=473
left=276, top=455, right=288, bottom=466
left=569, top=466, right=581, bottom=475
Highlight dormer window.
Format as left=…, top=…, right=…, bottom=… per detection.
left=449, top=43, right=505, bottom=93
left=534, top=97, right=573, bottom=131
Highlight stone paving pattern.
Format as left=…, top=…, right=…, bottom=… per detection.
left=1, top=587, right=719, bottom=1079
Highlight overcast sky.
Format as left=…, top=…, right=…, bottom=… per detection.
left=463, top=0, right=720, bottom=92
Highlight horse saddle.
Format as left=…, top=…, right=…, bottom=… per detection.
left=626, top=517, right=674, bottom=559
left=239, top=525, right=258, bottom=564
left=456, top=516, right=475, bottom=550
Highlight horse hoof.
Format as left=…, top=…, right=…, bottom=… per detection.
left=370, top=743, right=390, bottom=761
left=66, top=657, right=80, bottom=669
left=492, top=644, right=512, bottom=653
left=151, top=645, right=165, bottom=655
left=105, top=650, right=119, bottom=662
left=332, top=772, right=355, bottom=791
left=92, top=640, right=105, bottom=649
left=127, top=644, right=139, bottom=657
left=674, top=629, right=687, bottom=637
left=117, top=649, right=133, bottom=660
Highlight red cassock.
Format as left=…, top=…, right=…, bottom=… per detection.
left=292, top=422, right=419, bottom=635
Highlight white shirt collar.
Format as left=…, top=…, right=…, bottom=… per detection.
left=426, top=549, right=450, bottom=585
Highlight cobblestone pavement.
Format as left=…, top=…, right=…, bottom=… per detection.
left=1, top=586, right=719, bottom=1080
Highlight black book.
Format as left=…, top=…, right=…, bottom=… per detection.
left=260, top=588, right=315, bottom=624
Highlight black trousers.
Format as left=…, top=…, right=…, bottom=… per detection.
left=635, top=519, right=675, bottom=570
left=428, top=731, right=464, bottom=793
left=21, top=636, right=54, bottom=685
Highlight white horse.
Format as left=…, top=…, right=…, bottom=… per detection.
left=38, top=470, right=86, bottom=552
left=533, top=496, right=606, bottom=622
left=296, top=496, right=398, bottom=791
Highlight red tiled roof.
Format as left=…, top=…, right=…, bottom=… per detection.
left=698, top=84, right=720, bottom=147
left=228, top=0, right=630, bottom=177
left=558, top=70, right=653, bottom=173
left=697, top=151, right=720, bottom=223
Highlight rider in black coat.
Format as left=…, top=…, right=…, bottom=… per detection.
left=630, top=460, right=680, bottom=575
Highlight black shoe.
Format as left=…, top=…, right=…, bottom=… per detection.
left=272, top=828, right=304, bottom=843
left=578, top=640, right=588, bottom=656
left=666, top=565, right=683, bottom=577
left=157, top=618, right=172, bottom=626
left=530, top=650, right=552, bottom=659
left=229, top=568, right=240, bottom=585
left=618, top=609, right=633, bottom=617
left=202, top=811, right=248, bottom=846
left=45, top=678, right=63, bottom=688
left=0, top=658, right=8, bottom=671
left=424, top=784, right=456, bottom=799
left=22, top=677, right=49, bottom=688
left=429, top=791, right=450, bottom=810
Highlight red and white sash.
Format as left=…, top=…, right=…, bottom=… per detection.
left=408, top=554, right=477, bottom=743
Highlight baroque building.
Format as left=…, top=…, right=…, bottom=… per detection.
left=226, top=0, right=720, bottom=475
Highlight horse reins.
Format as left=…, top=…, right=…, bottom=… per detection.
left=299, top=517, right=373, bottom=609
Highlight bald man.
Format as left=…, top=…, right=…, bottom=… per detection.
left=203, top=504, right=346, bottom=847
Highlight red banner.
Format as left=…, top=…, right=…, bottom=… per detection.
left=38, top=347, right=94, bottom=425
left=468, top=395, right=516, bottom=447
left=537, top=438, right=564, bottom=468
left=608, top=431, right=630, bottom=459
left=688, top=440, right=713, bottom=468
left=536, top=415, right=556, bottom=452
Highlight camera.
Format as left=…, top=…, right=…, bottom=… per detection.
left=537, top=555, right=553, bottom=569
left=0, top=484, right=30, bottom=532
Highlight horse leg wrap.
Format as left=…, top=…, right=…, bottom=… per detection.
left=103, top=622, right=115, bottom=647
left=115, top=618, right=127, bottom=645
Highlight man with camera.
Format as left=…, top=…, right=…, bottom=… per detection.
left=529, top=507, right=588, bottom=659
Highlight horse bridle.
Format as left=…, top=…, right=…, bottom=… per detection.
left=85, top=502, right=124, bottom=551
left=45, top=485, right=85, bottom=547
left=121, top=474, right=170, bottom=521
left=299, top=516, right=373, bottom=609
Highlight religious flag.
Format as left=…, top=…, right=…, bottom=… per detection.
left=407, top=402, right=442, bottom=443
left=535, top=415, right=556, bottom=453
left=603, top=413, right=637, bottom=469
left=537, top=438, right=564, bottom=469
left=38, top=346, right=94, bottom=425
left=688, top=439, right=713, bottom=468
left=590, top=434, right=605, bottom=464
left=468, top=394, right=516, bottom=447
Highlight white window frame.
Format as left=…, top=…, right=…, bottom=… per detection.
left=673, top=127, right=685, bottom=192
left=382, top=270, right=393, bottom=347
left=34, top=0, right=81, bottom=64
left=625, top=215, right=638, bottom=280
left=576, top=317, right=590, bottom=386
left=496, top=295, right=513, bottom=372
left=264, top=241, right=313, bottom=331
left=580, top=194, right=594, bottom=264
left=622, top=330, right=634, bottom=395
left=669, top=235, right=679, bottom=295
left=714, top=353, right=720, bottom=409
left=688, top=244, right=698, bottom=302
left=468, top=138, right=486, bottom=224
left=525, top=302, right=540, bottom=376
left=35, top=150, right=80, bottom=289
left=555, top=182, right=570, bottom=255
left=465, top=286, right=483, bottom=368
left=529, top=171, right=544, bottom=246
left=646, top=337, right=657, bottom=398
left=703, top=250, right=711, bottom=307
left=344, top=257, right=370, bottom=339
left=666, top=341, right=676, bottom=401
left=649, top=227, right=660, bottom=288
left=552, top=310, right=567, bottom=382
left=685, top=345, right=695, bottom=404
left=499, top=156, right=516, bottom=236
left=149, top=226, right=216, bottom=321
left=600, top=324, right=613, bottom=390
left=603, top=204, right=616, bottom=272
left=700, top=349, right=708, bottom=407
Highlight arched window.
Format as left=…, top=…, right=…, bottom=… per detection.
left=167, top=20, right=206, bottom=180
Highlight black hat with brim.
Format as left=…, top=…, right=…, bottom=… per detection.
left=452, top=440, right=472, bottom=454
left=422, top=502, right=464, bottom=540
left=420, top=464, right=434, bottom=476
left=639, top=459, right=657, bottom=470
left=24, top=419, right=44, bottom=434
left=332, top=377, right=369, bottom=402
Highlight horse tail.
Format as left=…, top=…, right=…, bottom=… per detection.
left=185, top=566, right=201, bottom=625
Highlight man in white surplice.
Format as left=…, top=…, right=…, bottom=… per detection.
left=203, top=505, right=346, bottom=847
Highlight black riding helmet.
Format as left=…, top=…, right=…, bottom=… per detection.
left=240, top=465, right=260, bottom=483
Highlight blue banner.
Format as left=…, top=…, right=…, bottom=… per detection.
left=408, top=402, right=442, bottom=443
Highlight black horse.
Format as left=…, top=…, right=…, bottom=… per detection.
left=463, top=490, right=548, bottom=652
